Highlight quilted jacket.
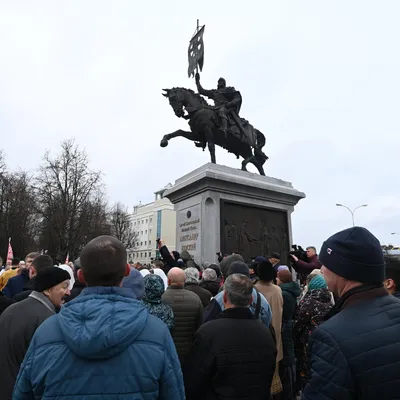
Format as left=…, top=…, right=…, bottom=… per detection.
left=13, top=287, right=185, bottom=400
left=303, top=287, right=400, bottom=400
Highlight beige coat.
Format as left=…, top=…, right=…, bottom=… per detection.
left=255, top=281, right=283, bottom=362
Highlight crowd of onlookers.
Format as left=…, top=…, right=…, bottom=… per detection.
left=0, top=226, right=399, bottom=399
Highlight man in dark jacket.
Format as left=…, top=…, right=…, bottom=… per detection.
left=2, top=252, right=39, bottom=298
left=13, top=236, right=185, bottom=400
left=0, top=266, right=71, bottom=400
left=183, top=273, right=277, bottom=400
left=162, top=267, right=203, bottom=364
left=13, top=255, right=54, bottom=302
left=303, top=227, right=400, bottom=400
left=199, top=268, right=220, bottom=296
left=184, top=267, right=212, bottom=307
left=290, top=246, right=321, bottom=282
left=384, top=256, right=400, bottom=299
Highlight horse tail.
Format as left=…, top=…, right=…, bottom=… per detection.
left=255, top=129, right=266, bottom=150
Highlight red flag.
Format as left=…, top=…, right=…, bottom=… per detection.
left=7, top=238, right=13, bottom=261
left=65, top=252, right=69, bottom=264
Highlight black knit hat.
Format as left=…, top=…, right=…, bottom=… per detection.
left=319, top=227, right=385, bottom=284
left=34, top=267, right=71, bottom=292
left=227, top=261, right=250, bottom=277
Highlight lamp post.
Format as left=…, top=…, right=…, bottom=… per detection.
left=336, top=204, right=368, bottom=227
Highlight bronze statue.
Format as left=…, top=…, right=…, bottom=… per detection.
left=160, top=22, right=269, bottom=175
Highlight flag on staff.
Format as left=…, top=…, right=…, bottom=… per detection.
left=188, top=22, right=205, bottom=78
left=65, top=253, right=69, bottom=264
left=7, top=238, right=13, bottom=261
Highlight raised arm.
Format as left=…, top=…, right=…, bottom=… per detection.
left=195, top=73, right=214, bottom=97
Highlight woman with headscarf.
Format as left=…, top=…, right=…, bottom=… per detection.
left=294, top=273, right=333, bottom=392
left=142, top=274, right=174, bottom=330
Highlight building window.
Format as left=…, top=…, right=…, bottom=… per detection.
left=148, top=251, right=151, bottom=258
left=150, top=217, right=152, bottom=223
left=142, top=220, right=144, bottom=224
left=146, top=219, right=148, bottom=223
left=145, top=230, right=147, bottom=234
left=140, top=242, right=143, bottom=246
left=140, top=253, right=143, bottom=258
left=149, top=240, right=152, bottom=245
left=145, top=252, right=147, bottom=258
left=136, top=242, right=139, bottom=247
left=145, top=241, right=147, bottom=246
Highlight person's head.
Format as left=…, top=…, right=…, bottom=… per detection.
left=257, top=261, right=276, bottom=282
left=306, top=247, right=317, bottom=258
left=223, top=273, right=253, bottom=309
left=122, top=269, right=145, bottom=300
left=202, top=268, right=217, bottom=282
left=184, top=267, right=199, bottom=284
left=208, top=263, right=222, bottom=279
left=78, top=236, right=129, bottom=287
left=167, top=267, right=186, bottom=287
left=306, top=270, right=322, bottom=286
left=11, top=257, right=20, bottom=268
left=384, top=257, right=400, bottom=295
left=34, top=267, right=71, bottom=308
left=220, top=254, right=244, bottom=278
left=57, top=264, right=75, bottom=290
left=277, top=269, right=293, bottom=284
left=18, top=261, right=25, bottom=269
left=226, top=261, right=250, bottom=278
left=269, top=252, right=281, bottom=266
left=31, top=255, right=54, bottom=279
left=25, top=252, right=39, bottom=270
left=308, top=274, right=327, bottom=291
left=143, top=274, right=165, bottom=303
left=152, top=259, right=164, bottom=269
left=217, top=77, right=226, bottom=90
left=319, top=227, right=384, bottom=297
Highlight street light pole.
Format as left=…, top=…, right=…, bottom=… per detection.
left=336, top=204, right=368, bottom=226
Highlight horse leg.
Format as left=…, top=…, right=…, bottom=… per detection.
left=204, top=126, right=216, bottom=164
left=241, top=156, right=253, bottom=171
left=160, top=129, right=201, bottom=147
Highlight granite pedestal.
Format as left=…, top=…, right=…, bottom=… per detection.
left=164, top=163, right=305, bottom=265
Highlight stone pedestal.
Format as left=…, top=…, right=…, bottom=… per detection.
left=164, top=163, right=305, bottom=265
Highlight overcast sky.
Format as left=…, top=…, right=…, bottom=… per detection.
left=1, top=1, right=399, bottom=250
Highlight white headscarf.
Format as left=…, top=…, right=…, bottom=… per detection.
left=58, top=264, right=75, bottom=290
left=139, top=269, right=150, bottom=277
left=153, top=268, right=168, bottom=290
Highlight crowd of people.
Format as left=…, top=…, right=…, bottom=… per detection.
left=0, top=226, right=399, bottom=399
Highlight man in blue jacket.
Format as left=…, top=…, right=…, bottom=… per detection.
left=303, top=227, right=400, bottom=400
left=13, top=236, right=185, bottom=400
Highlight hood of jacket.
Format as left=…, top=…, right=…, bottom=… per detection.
left=58, top=286, right=148, bottom=360
left=280, top=281, right=301, bottom=298
left=307, top=287, right=332, bottom=303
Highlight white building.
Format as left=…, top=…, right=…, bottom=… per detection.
left=128, top=184, right=176, bottom=265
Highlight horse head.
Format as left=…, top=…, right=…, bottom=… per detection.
left=162, top=88, right=185, bottom=118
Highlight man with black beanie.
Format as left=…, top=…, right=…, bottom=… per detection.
left=384, top=256, right=400, bottom=299
left=0, top=266, right=70, bottom=400
left=303, top=227, right=400, bottom=400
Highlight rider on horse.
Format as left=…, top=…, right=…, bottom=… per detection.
left=195, top=72, right=245, bottom=141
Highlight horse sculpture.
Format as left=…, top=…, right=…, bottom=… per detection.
left=161, top=87, right=268, bottom=175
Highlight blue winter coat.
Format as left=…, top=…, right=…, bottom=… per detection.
left=303, top=290, right=400, bottom=400
left=13, top=287, right=185, bottom=400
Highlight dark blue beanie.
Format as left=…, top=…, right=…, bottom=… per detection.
left=319, top=227, right=384, bottom=284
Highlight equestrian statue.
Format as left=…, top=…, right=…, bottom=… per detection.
left=160, top=22, right=269, bottom=175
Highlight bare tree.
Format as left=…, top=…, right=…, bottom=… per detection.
left=109, top=202, right=138, bottom=249
left=36, top=139, right=104, bottom=261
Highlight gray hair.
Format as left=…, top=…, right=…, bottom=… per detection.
left=224, top=273, right=253, bottom=307
left=184, top=267, right=199, bottom=284
left=202, top=268, right=217, bottom=281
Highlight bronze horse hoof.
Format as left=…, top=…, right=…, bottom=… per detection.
left=160, top=139, right=169, bottom=148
